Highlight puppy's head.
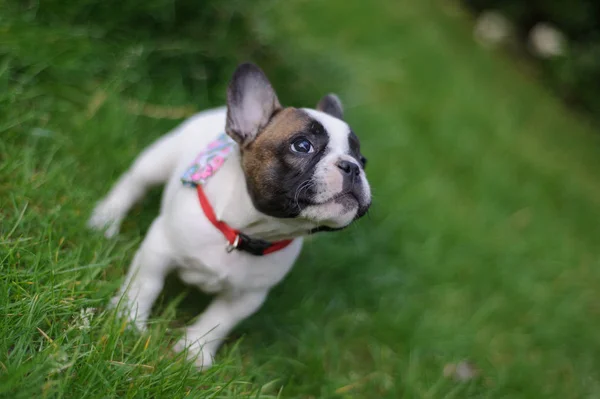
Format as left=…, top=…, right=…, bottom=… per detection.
left=225, top=63, right=371, bottom=231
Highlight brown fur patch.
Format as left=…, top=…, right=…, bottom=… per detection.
left=242, top=107, right=310, bottom=189
left=236, top=107, right=333, bottom=218
left=255, top=108, right=310, bottom=145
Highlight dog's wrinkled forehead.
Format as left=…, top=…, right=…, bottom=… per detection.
left=302, top=108, right=353, bottom=154
left=246, top=106, right=360, bottom=169
left=249, top=107, right=354, bottom=152
left=252, top=107, right=315, bottom=146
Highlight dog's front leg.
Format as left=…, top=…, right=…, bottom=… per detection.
left=174, top=290, right=268, bottom=370
left=111, top=216, right=173, bottom=330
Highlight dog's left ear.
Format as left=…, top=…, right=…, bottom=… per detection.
left=317, top=93, right=344, bottom=120
left=226, top=63, right=282, bottom=147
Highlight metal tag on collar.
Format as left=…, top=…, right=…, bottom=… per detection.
left=225, top=234, right=240, bottom=253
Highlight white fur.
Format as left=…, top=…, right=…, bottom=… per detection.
left=300, top=109, right=371, bottom=227
left=89, top=106, right=369, bottom=370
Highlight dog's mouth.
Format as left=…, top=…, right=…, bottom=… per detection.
left=331, top=191, right=359, bottom=204
left=297, top=189, right=370, bottom=233
left=298, top=191, right=359, bottom=207
left=330, top=189, right=366, bottom=205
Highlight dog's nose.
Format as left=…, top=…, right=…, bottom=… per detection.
left=337, top=160, right=360, bottom=178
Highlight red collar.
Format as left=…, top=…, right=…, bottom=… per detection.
left=196, top=185, right=294, bottom=256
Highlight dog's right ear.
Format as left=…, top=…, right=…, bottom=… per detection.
left=317, top=93, right=344, bottom=120
left=225, top=63, right=281, bottom=147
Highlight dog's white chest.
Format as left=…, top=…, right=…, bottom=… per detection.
left=170, top=234, right=303, bottom=294
left=177, top=256, right=229, bottom=293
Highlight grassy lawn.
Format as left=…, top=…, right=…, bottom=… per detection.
left=3, top=0, right=600, bottom=397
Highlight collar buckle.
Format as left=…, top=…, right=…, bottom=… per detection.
left=225, top=234, right=240, bottom=253
left=196, top=184, right=292, bottom=256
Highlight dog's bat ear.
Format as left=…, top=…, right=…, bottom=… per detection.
left=225, top=63, right=281, bottom=147
left=316, top=93, right=344, bottom=120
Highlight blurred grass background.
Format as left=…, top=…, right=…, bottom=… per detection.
left=464, top=0, right=600, bottom=120
left=2, top=0, right=600, bottom=398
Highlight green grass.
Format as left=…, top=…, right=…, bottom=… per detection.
left=3, top=0, right=600, bottom=397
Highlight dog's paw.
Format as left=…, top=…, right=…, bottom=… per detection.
left=109, top=295, right=147, bottom=332
left=88, top=201, right=123, bottom=238
left=173, top=338, right=214, bottom=371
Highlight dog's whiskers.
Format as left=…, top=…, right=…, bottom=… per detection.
left=294, top=180, right=315, bottom=210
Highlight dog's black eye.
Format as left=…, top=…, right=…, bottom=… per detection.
left=291, top=138, right=314, bottom=154
left=360, top=156, right=367, bottom=168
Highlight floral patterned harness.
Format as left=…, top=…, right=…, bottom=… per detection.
left=181, top=132, right=236, bottom=187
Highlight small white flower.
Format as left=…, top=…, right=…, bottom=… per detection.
left=74, top=307, right=96, bottom=331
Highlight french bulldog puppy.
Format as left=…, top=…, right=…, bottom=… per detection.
left=89, top=63, right=371, bottom=370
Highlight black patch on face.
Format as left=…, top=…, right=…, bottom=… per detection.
left=243, top=114, right=330, bottom=218
left=335, top=130, right=368, bottom=204
left=348, top=130, right=366, bottom=167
